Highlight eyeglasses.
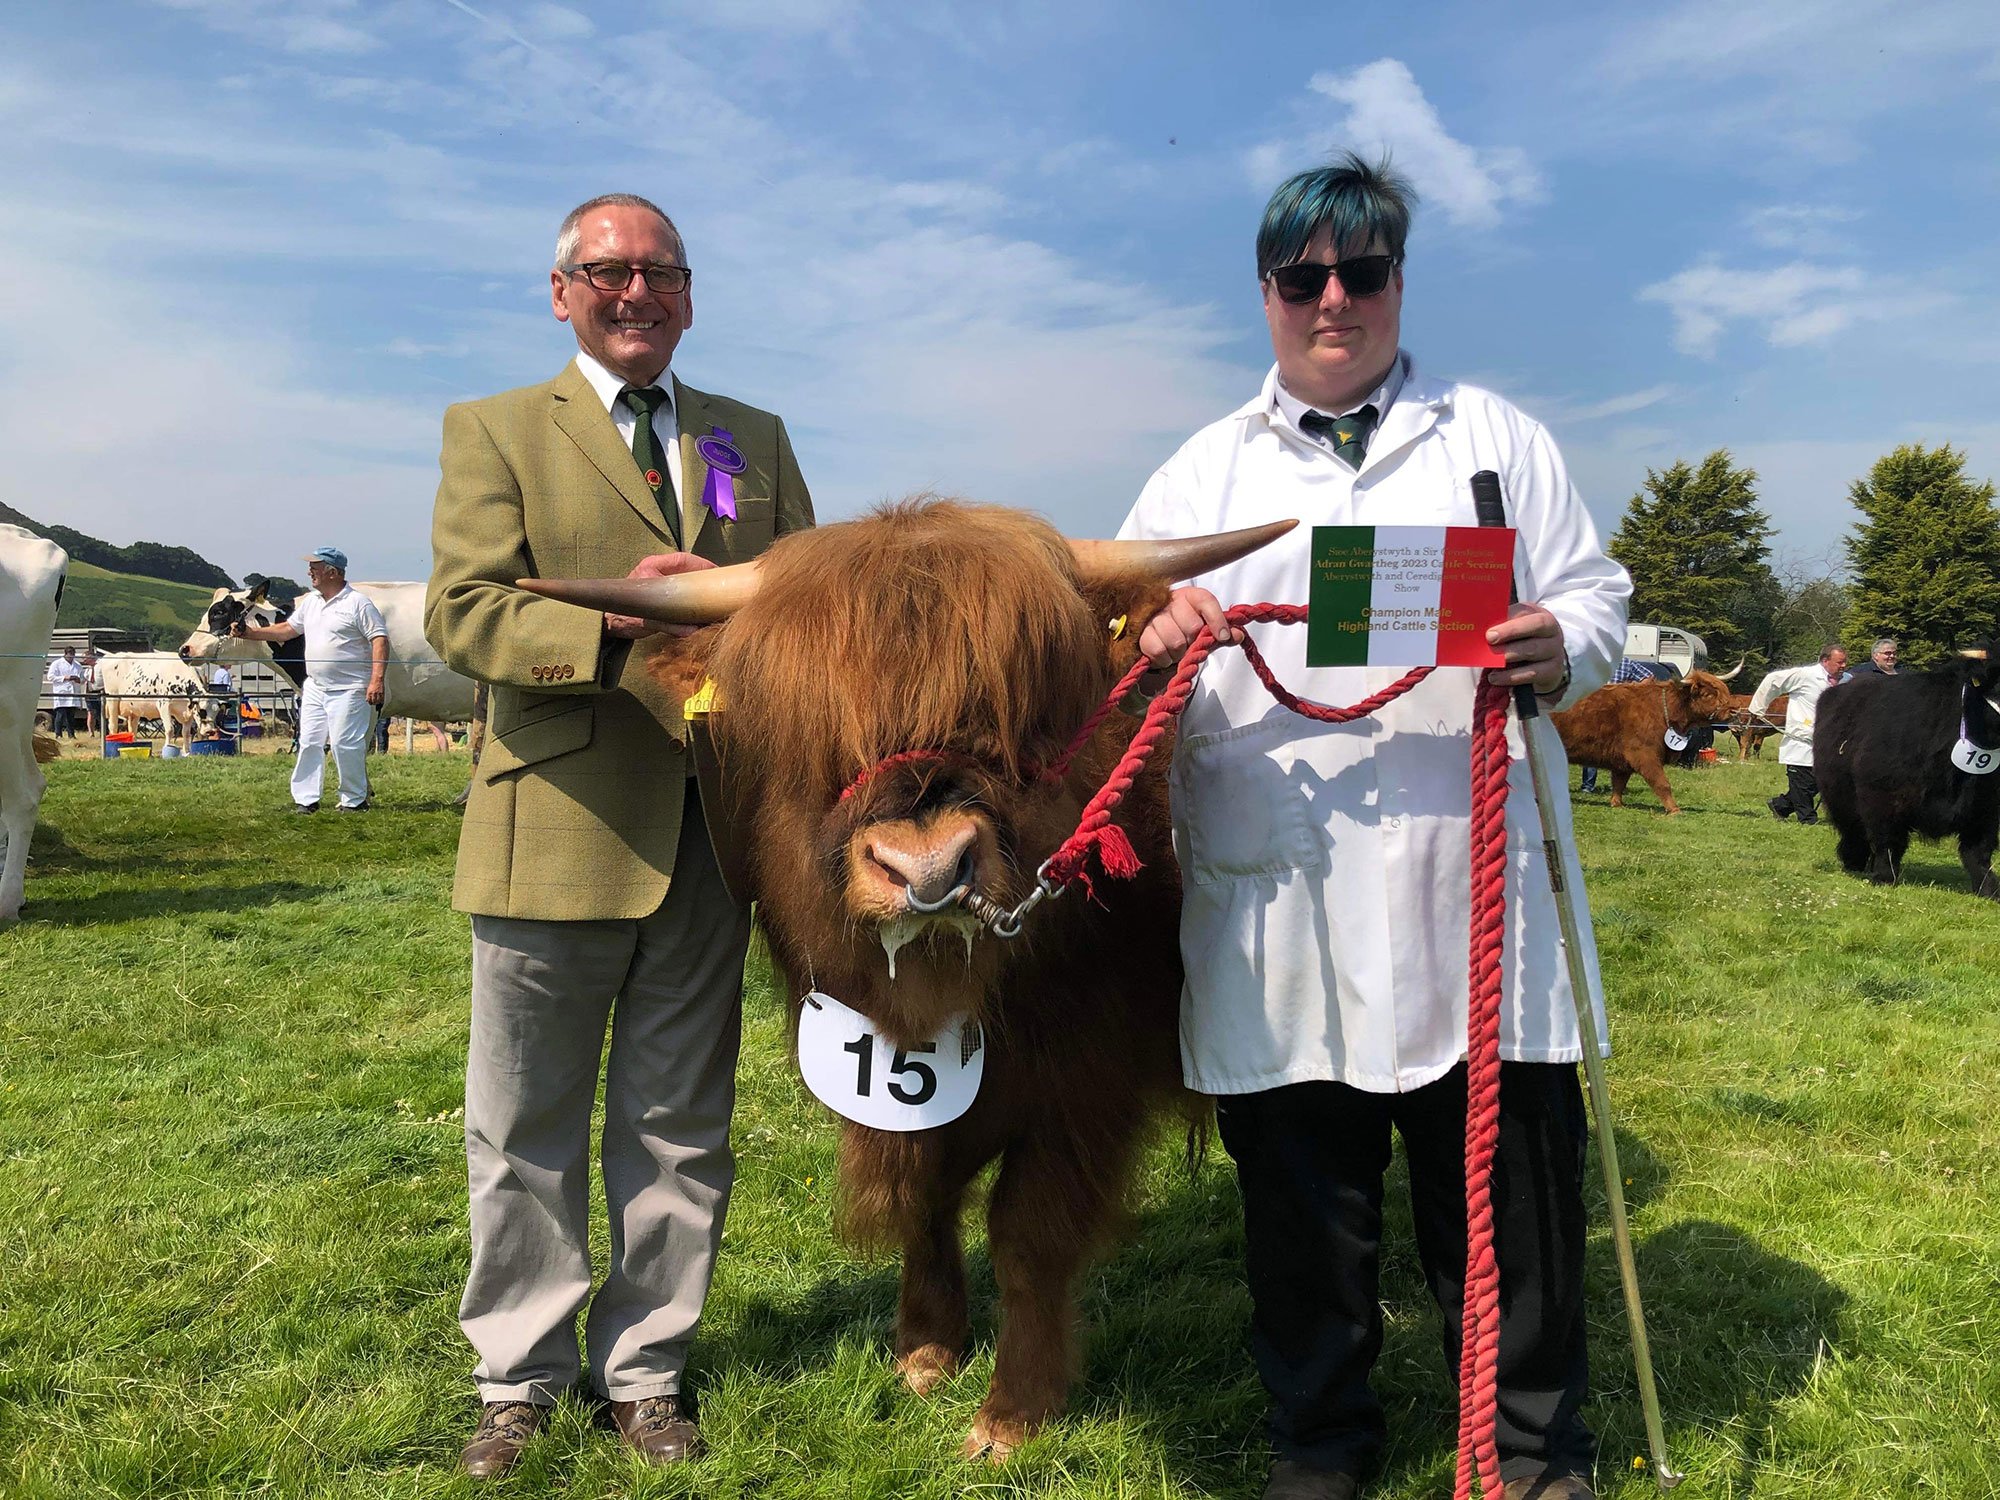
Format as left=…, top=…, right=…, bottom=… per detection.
left=1265, top=254, right=1399, bottom=305
left=565, top=261, right=692, bottom=295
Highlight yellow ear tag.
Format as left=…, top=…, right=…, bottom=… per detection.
left=1108, top=614, right=1128, bottom=640
left=684, top=677, right=722, bottom=717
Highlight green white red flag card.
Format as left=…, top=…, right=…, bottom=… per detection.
left=1306, top=525, right=1515, bottom=668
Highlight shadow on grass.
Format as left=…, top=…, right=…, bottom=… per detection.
left=701, top=1124, right=1843, bottom=1498
left=26, top=880, right=323, bottom=924
left=1630, top=1218, right=1846, bottom=1494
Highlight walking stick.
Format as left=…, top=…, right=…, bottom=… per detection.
left=1472, top=470, right=1684, bottom=1491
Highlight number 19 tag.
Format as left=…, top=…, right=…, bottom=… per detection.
left=797, top=991, right=984, bottom=1131
left=1951, top=737, right=1999, bottom=775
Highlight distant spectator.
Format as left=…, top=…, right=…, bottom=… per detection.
left=1578, top=657, right=1657, bottom=792
left=1750, top=644, right=1851, bottom=825
left=82, top=650, right=104, bottom=734
left=46, top=647, right=86, bottom=737
left=1849, top=638, right=1899, bottom=676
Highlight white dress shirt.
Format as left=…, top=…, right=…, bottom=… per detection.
left=574, top=352, right=685, bottom=508
left=292, top=585, right=389, bottom=692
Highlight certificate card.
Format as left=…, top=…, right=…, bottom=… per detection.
left=1306, top=525, right=1515, bottom=668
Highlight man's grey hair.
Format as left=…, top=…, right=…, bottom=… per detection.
left=1820, top=642, right=1847, bottom=662
left=1872, top=638, right=1898, bottom=653
left=554, top=194, right=685, bottom=269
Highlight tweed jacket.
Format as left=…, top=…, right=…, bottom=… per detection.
left=426, top=361, right=813, bottom=920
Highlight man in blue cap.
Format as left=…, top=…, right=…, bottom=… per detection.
left=234, top=546, right=389, bottom=810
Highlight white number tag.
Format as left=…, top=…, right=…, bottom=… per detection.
left=797, top=990, right=984, bottom=1131
left=1663, top=727, right=1690, bottom=752
left=1951, top=737, right=1999, bottom=775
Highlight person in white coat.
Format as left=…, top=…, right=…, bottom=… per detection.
left=235, top=547, right=388, bottom=811
left=1748, top=644, right=1850, bottom=824
left=46, top=647, right=87, bottom=737
left=1121, top=155, right=1630, bottom=1500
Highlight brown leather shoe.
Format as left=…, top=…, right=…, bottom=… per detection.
left=608, top=1393, right=703, bottom=1464
left=1502, top=1476, right=1596, bottom=1500
left=460, top=1400, right=546, bottom=1479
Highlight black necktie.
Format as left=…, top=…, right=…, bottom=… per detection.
left=1301, top=403, right=1379, bottom=470
left=620, top=385, right=679, bottom=543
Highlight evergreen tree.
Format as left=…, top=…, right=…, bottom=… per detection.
left=1607, top=450, right=1777, bottom=662
left=1843, top=445, right=2000, bottom=669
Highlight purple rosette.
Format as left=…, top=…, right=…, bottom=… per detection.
left=696, top=427, right=748, bottom=522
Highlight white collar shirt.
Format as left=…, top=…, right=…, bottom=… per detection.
left=292, top=584, right=390, bottom=692
left=574, top=351, right=684, bottom=508
left=1118, top=354, right=1631, bottom=1094
left=1272, top=353, right=1408, bottom=451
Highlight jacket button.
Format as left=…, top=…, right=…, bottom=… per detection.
left=563, top=665, right=575, bottom=680
left=531, top=665, right=545, bottom=681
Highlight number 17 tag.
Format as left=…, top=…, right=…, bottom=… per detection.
left=797, top=990, right=985, bottom=1131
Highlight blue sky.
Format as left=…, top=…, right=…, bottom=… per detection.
left=5, top=0, right=1996, bottom=584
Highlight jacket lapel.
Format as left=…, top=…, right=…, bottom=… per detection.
left=675, top=377, right=712, bottom=554
left=548, top=363, right=675, bottom=543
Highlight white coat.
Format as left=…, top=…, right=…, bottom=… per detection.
left=1748, top=664, right=1849, bottom=768
left=1118, top=358, right=1631, bottom=1095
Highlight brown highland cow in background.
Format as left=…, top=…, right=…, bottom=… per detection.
left=1552, top=665, right=1740, bottom=814
left=527, top=501, right=1289, bottom=1458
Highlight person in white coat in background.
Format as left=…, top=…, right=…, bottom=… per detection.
left=234, top=547, right=388, bottom=812
left=1120, top=154, right=1631, bottom=1500
left=1749, top=643, right=1851, bottom=825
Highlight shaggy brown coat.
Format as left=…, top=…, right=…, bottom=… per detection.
left=653, top=500, right=1190, bottom=1457
left=1552, top=669, right=1737, bottom=814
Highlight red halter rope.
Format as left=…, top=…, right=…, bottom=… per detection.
left=1042, top=602, right=1513, bottom=1499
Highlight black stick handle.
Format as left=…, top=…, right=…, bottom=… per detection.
left=1470, top=469, right=1540, bottom=721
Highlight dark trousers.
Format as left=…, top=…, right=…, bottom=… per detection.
left=1215, top=1063, right=1596, bottom=1486
left=1771, top=765, right=1819, bottom=824
left=52, top=706, right=86, bottom=737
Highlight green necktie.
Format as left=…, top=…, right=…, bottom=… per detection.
left=1301, top=403, right=1379, bottom=470
left=620, top=385, right=680, bottom=544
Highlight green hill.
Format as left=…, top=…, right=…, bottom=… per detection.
left=57, top=560, right=214, bottom=647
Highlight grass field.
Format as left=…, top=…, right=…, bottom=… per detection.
left=55, top=561, right=215, bottom=644
left=2, top=751, right=1996, bottom=1498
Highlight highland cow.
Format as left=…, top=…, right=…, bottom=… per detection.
left=525, top=500, right=1289, bottom=1457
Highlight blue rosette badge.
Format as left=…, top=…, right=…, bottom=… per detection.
left=696, top=428, right=747, bottom=522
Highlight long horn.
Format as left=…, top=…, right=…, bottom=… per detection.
left=1714, top=656, right=1746, bottom=682
left=516, top=560, right=763, bottom=625
left=1959, top=647, right=1989, bottom=661
left=1068, top=519, right=1298, bottom=583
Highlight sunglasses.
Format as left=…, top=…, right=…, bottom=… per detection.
left=1266, top=254, right=1399, bottom=304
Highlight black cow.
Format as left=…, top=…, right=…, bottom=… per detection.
left=1816, top=648, right=2000, bottom=898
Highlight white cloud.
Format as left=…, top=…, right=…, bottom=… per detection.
left=1638, top=259, right=1880, bottom=358
left=156, top=0, right=381, bottom=56
left=1530, top=385, right=1682, bottom=425
left=1297, top=60, right=1544, bottom=229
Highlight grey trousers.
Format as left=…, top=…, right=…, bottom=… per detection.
left=461, top=783, right=750, bottom=1405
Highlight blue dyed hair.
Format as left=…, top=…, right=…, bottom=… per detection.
left=1255, top=152, right=1417, bottom=280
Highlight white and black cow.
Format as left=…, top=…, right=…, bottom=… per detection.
left=96, top=651, right=215, bottom=746
left=2, top=524, right=67, bottom=924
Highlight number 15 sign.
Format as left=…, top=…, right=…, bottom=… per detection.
left=797, top=990, right=986, bottom=1131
